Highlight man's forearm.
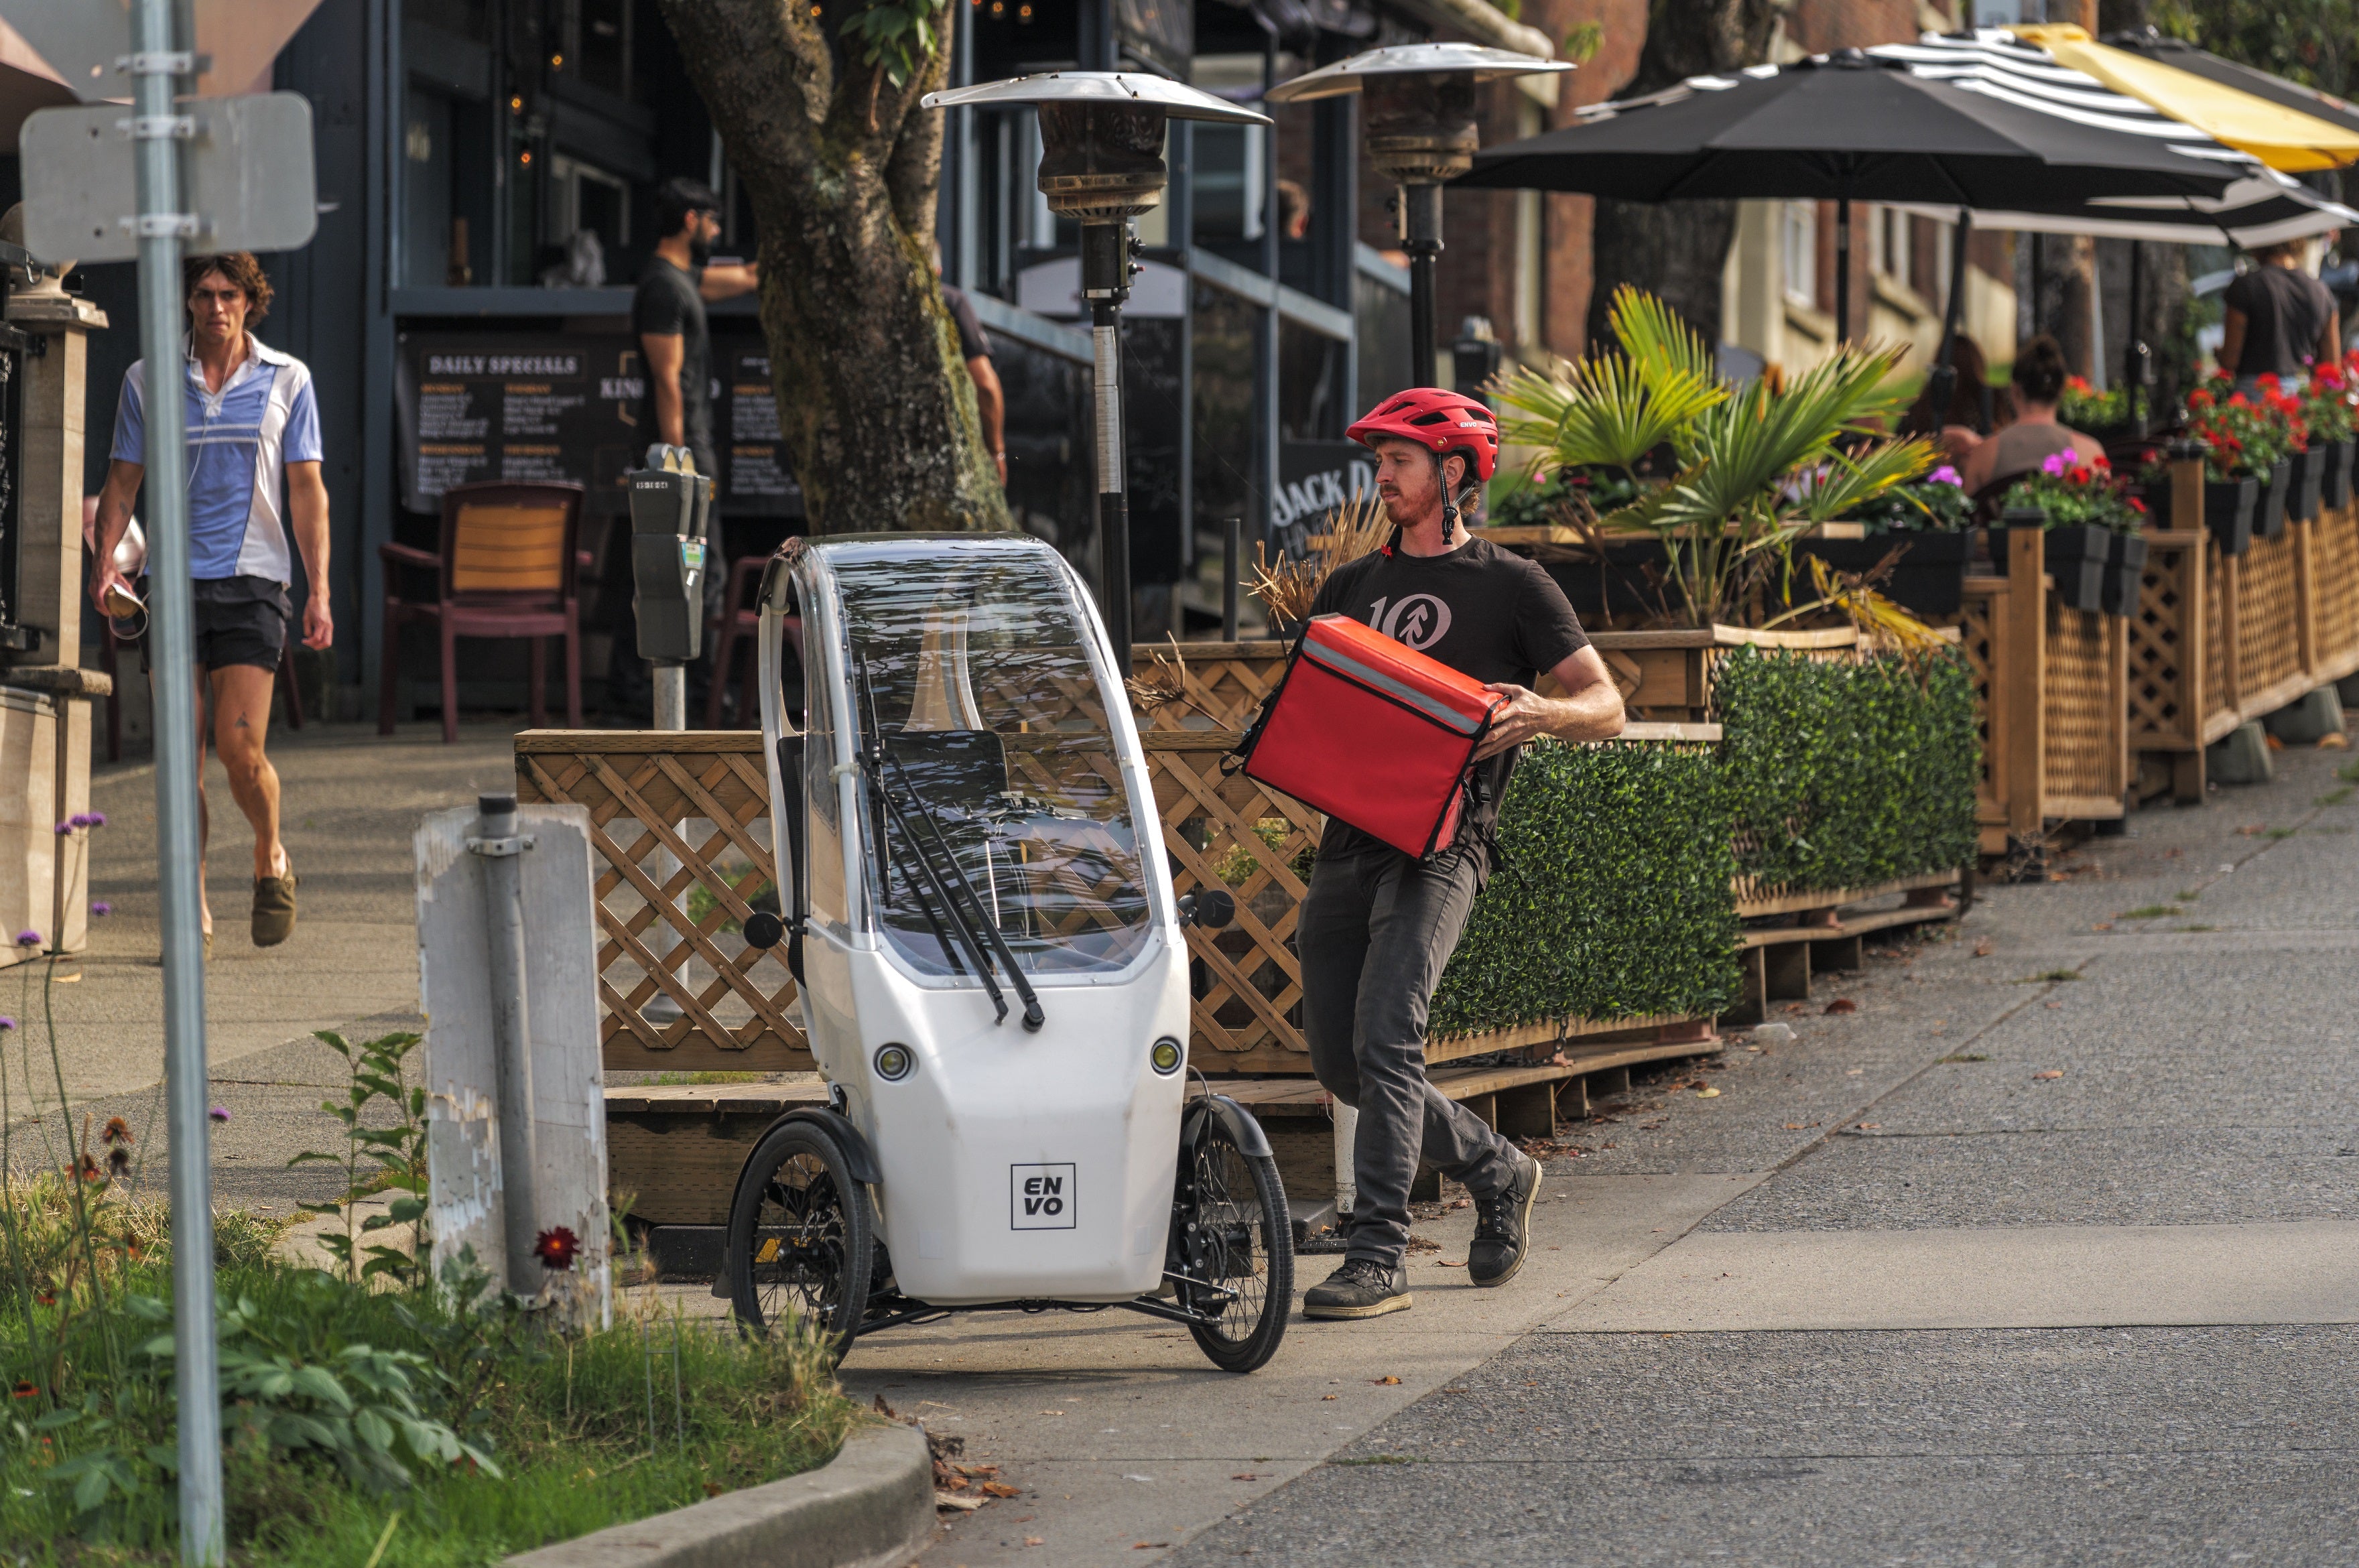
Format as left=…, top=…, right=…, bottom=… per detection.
left=1541, top=685, right=1626, bottom=743
left=655, top=382, right=685, bottom=447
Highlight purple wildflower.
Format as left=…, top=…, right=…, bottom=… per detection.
left=89, top=902, right=110, bottom=917
left=84, top=813, right=105, bottom=829
left=1928, top=464, right=1963, bottom=487
left=52, top=822, right=71, bottom=837
left=13, top=931, right=39, bottom=949
left=208, top=1106, right=231, bottom=1123
left=0, top=1017, right=13, bottom=1032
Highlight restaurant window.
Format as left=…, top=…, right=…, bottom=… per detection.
left=1782, top=201, right=1816, bottom=308
left=1872, top=205, right=1909, bottom=284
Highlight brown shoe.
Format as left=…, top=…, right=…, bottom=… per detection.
left=251, top=872, right=297, bottom=948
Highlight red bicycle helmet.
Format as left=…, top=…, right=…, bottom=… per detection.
left=1346, top=387, right=1501, bottom=482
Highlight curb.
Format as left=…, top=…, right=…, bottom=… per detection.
left=505, top=1423, right=934, bottom=1568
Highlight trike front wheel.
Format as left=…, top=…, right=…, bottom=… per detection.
left=726, top=1118, right=875, bottom=1355
left=1174, top=1114, right=1292, bottom=1373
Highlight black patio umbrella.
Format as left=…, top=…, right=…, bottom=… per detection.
left=1458, top=48, right=2253, bottom=343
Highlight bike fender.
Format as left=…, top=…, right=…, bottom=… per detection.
left=763, top=1106, right=882, bottom=1185
left=1191, top=1093, right=1273, bottom=1159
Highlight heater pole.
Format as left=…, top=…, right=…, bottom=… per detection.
left=1403, top=182, right=1443, bottom=388
left=1084, top=220, right=1133, bottom=661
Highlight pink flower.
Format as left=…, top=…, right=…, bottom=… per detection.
left=2041, top=450, right=2072, bottom=477
left=1928, top=465, right=1963, bottom=487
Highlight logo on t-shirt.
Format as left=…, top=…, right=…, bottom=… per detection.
left=1373, top=593, right=1451, bottom=651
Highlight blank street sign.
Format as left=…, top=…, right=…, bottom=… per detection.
left=18, top=90, right=316, bottom=264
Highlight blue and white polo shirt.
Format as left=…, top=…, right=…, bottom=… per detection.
left=109, top=335, right=323, bottom=584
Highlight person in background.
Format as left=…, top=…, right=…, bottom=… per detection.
left=2220, top=238, right=2340, bottom=390
left=932, top=248, right=1005, bottom=484
left=1958, top=335, right=2106, bottom=497
left=88, top=252, right=330, bottom=957
left=1277, top=178, right=1311, bottom=241
left=1899, top=332, right=2013, bottom=463
left=613, top=176, right=758, bottom=716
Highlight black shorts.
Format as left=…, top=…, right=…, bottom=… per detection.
left=135, top=576, right=292, bottom=673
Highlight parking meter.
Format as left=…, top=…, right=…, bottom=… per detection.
left=627, top=446, right=708, bottom=665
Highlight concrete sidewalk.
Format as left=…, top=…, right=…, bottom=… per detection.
left=0, top=718, right=521, bottom=1210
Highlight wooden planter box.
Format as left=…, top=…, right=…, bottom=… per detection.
left=2125, top=455, right=2359, bottom=801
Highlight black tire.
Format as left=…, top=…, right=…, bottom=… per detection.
left=1174, top=1115, right=1292, bottom=1373
left=726, top=1118, right=876, bottom=1356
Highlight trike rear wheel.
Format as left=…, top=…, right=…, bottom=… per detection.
left=726, top=1118, right=875, bottom=1355
left=1174, top=1116, right=1291, bottom=1373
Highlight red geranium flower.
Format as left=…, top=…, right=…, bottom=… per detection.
left=533, top=1226, right=581, bottom=1271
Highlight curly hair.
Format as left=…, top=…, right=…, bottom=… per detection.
left=182, top=251, right=271, bottom=325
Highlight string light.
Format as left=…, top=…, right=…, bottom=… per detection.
left=520, top=149, right=533, bottom=166
left=550, top=53, right=564, bottom=68
left=509, top=94, right=523, bottom=112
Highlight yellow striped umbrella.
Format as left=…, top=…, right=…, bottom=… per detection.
left=2016, top=24, right=2359, bottom=173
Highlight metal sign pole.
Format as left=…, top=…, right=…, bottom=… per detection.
left=128, top=0, right=225, bottom=1561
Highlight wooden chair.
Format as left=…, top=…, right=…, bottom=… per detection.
left=379, top=482, right=586, bottom=742
left=705, top=553, right=802, bottom=728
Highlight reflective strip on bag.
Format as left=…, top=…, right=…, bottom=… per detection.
left=1301, top=638, right=1488, bottom=734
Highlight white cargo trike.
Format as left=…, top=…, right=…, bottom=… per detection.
left=725, top=532, right=1291, bottom=1372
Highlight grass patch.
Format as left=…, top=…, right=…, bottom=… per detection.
left=2266, top=827, right=2299, bottom=840
left=2020, top=969, right=2083, bottom=984
left=2317, top=787, right=2354, bottom=807
left=1935, top=1053, right=1990, bottom=1063
left=644, top=1071, right=770, bottom=1086
left=0, top=1253, right=860, bottom=1566
left=2340, top=761, right=2359, bottom=783
left=2175, top=889, right=2203, bottom=902
left=2174, top=924, right=2218, bottom=933
left=2116, top=905, right=2182, bottom=920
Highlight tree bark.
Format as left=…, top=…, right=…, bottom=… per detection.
left=1585, top=0, right=1780, bottom=353
left=656, top=0, right=1009, bottom=534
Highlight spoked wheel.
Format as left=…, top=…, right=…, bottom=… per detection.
left=1172, top=1113, right=1291, bottom=1373
left=726, top=1118, right=876, bottom=1357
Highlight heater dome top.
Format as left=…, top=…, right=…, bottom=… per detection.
left=923, top=70, right=1271, bottom=125
left=1265, top=43, right=1572, bottom=104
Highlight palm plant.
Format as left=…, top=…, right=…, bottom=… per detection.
left=1494, top=287, right=1939, bottom=627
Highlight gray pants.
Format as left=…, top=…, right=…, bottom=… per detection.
left=1299, top=844, right=1521, bottom=1267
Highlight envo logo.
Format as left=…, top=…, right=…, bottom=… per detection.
left=1011, top=1163, right=1078, bottom=1230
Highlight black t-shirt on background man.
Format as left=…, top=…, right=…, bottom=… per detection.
left=942, top=283, right=993, bottom=363
left=633, top=257, right=714, bottom=473
left=2224, top=264, right=2338, bottom=381
left=1306, top=533, right=1591, bottom=860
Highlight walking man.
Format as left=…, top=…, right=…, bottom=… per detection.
left=1297, top=387, right=1626, bottom=1321
left=89, top=252, right=330, bottom=956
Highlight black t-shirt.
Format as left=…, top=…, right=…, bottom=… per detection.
left=942, top=283, right=992, bottom=363
left=1305, top=533, right=1590, bottom=860
left=633, top=257, right=714, bottom=468
left=2225, top=265, right=2338, bottom=380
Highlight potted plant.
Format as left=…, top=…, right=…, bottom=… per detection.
left=2059, top=375, right=2141, bottom=446
left=2182, top=385, right=2269, bottom=555
left=2306, top=355, right=2357, bottom=509
left=2251, top=375, right=2318, bottom=525
left=1999, top=450, right=2147, bottom=614
left=1815, top=464, right=1975, bottom=615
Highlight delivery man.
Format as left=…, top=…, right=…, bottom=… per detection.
left=1298, top=387, right=1626, bottom=1320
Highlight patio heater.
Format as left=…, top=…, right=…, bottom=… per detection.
left=1267, top=44, right=1572, bottom=389
left=922, top=74, right=1269, bottom=658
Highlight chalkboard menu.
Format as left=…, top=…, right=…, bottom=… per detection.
left=395, top=331, right=800, bottom=517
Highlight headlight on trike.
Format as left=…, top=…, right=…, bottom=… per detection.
left=1149, top=1037, right=1184, bottom=1075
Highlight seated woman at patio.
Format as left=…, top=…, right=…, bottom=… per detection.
left=1958, top=335, right=2105, bottom=498
left=1899, top=332, right=2013, bottom=462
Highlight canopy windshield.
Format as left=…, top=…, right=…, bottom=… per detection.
left=824, top=545, right=1151, bottom=980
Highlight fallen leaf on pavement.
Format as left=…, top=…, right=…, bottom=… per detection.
left=1232, top=1474, right=1259, bottom=1481
left=1134, top=1544, right=1170, bottom=1551
left=1447, top=1197, right=1472, bottom=1210
left=1695, top=1086, right=1721, bottom=1097
left=702, top=1481, right=724, bottom=1498
left=1025, top=1537, right=1045, bottom=1547
left=1439, top=1259, right=1467, bottom=1267
left=1825, top=998, right=1858, bottom=1015
left=1857, top=1122, right=1880, bottom=1130
left=1785, top=1123, right=1805, bottom=1130
left=2033, top=1069, right=2065, bottom=1080
left=1974, top=939, right=1994, bottom=957
left=1403, top=1235, right=1440, bottom=1254
left=2093, top=922, right=2113, bottom=931
left=1321, top=1394, right=1338, bottom=1400
left=2265, top=732, right=2286, bottom=750
left=937, top=1492, right=986, bottom=1512
left=1374, top=1376, right=1401, bottom=1384
left=1037, top=1410, right=1064, bottom=1416
left=980, top=1482, right=1022, bottom=1498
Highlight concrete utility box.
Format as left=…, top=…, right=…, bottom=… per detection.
left=416, top=802, right=610, bottom=1325
left=0, top=683, right=90, bottom=964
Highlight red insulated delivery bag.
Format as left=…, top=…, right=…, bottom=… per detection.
left=1233, top=614, right=1509, bottom=858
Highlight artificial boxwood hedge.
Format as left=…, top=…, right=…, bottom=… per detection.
left=1431, top=738, right=1742, bottom=1036
left=1712, top=646, right=1981, bottom=894
left=1422, top=645, right=1980, bottom=1039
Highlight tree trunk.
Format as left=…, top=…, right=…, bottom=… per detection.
left=1585, top=0, right=1780, bottom=352
left=655, top=0, right=1008, bottom=534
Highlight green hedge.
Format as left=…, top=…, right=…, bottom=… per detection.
left=1423, top=647, right=1979, bottom=1039
left=1712, top=645, right=1980, bottom=894
left=1431, top=738, right=1742, bottom=1036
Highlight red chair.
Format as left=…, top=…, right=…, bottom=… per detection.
left=705, top=553, right=801, bottom=728
left=379, top=482, right=586, bottom=742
